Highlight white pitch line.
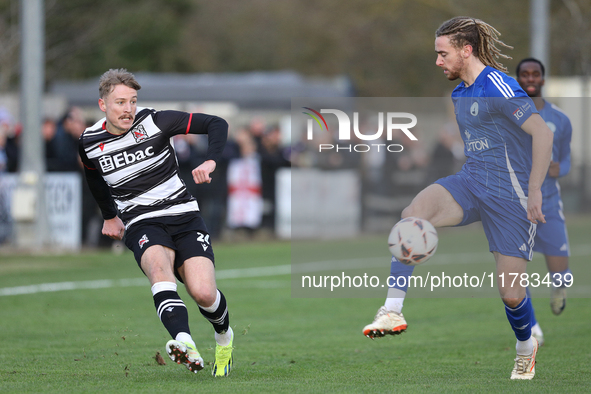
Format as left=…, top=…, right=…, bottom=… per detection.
left=1, top=244, right=590, bottom=297
left=0, top=278, right=148, bottom=297
left=0, top=266, right=292, bottom=297
left=216, top=264, right=291, bottom=279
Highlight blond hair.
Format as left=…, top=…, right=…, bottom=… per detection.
left=98, top=68, right=141, bottom=98
left=436, top=17, right=513, bottom=72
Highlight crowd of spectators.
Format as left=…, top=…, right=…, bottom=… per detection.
left=289, top=119, right=465, bottom=225
left=290, top=119, right=464, bottom=182
left=176, top=117, right=291, bottom=241
left=0, top=106, right=292, bottom=247
left=0, top=103, right=466, bottom=246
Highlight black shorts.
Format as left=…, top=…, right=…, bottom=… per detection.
left=124, top=213, right=215, bottom=282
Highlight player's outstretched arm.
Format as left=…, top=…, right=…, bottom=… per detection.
left=103, top=216, right=125, bottom=240
left=520, top=113, right=553, bottom=224
left=192, top=159, right=217, bottom=184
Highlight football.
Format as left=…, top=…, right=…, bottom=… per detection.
left=388, top=217, right=438, bottom=266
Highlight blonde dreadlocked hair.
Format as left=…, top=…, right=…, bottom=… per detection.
left=436, top=17, right=513, bottom=73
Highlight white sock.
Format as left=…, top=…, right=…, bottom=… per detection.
left=151, top=281, right=177, bottom=295
left=198, top=290, right=221, bottom=313
left=384, top=287, right=407, bottom=313
left=516, top=337, right=534, bottom=355
left=215, top=326, right=233, bottom=347
left=175, top=332, right=196, bottom=348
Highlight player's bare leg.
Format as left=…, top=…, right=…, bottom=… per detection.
left=363, top=184, right=463, bottom=339
left=178, top=256, right=218, bottom=307
left=544, top=255, right=570, bottom=315
left=495, top=252, right=528, bottom=307
left=401, top=184, right=464, bottom=227
left=141, top=245, right=177, bottom=285
left=179, top=257, right=234, bottom=376
left=544, top=255, right=569, bottom=274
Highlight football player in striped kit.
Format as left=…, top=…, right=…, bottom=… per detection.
left=79, top=69, right=233, bottom=377
left=516, top=58, right=573, bottom=346
left=362, top=17, right=554, bottom=380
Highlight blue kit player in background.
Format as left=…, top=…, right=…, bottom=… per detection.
left=516, top=57, right=573, bottom=346
left=362, top=17, right=554, bottom=380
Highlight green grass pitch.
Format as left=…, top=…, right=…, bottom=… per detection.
left=0, top=215, right=590, bottom=393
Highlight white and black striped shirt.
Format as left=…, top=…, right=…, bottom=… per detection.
left=79, top=107, right=228, bottom=228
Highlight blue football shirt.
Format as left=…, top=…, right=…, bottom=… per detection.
left=451, top=66, right=538, bottom=209
left=538, top=100, right=572, bottom=210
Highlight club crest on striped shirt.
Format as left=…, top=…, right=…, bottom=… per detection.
left=132, top=125, right=148, bottom=143
left=138, top=234, right=149, bottom=249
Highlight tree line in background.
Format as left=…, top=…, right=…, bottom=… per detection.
left=0, top=0, right=589, bottom=96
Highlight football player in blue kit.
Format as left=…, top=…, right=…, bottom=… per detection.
left=362, top=17, right=554, bottom=380
left=515, top=58, right=573, bottom=346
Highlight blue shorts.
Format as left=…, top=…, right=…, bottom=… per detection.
left=435, top=171, right=536, bottom=260
left=533, top=200, right=570, bottom=256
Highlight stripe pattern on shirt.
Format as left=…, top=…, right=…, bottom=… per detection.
left=80, top=108, right=198, bottom=228
left=487, top=71, right=516, bottom=98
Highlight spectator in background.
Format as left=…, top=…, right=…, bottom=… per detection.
left=174, top=133, right=235, bottom=240
left=54, top=106, right=86, bottom=171
left=428, top=122, right=464, bottom=183
left=174, top=134, right=200, bottom=198
left=196, top=133, right=237, bottom=240
left=258, top=125, right=290, bottom=233
left=53, top=106, right=106, bottom=247
left=290, top=127, right=316, bottom=168
left=226, top=127, right=263, bottom=235
left=2, top=111, right=20, bottom=173
left=395, top=130, right=429, bottom=172
left=385, top=129, right=429, bottom=199
left=0, top=108, right=12, bottom=173
left=0, top=108, right=12, bottom=244
left=248, top=117, right=266, bottom=148
left=42, top=117, right=62, bottom=172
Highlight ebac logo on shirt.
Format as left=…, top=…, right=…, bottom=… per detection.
left=132, top=125, right=149, bottom=143
left=98, top=146, right=155, bottom=172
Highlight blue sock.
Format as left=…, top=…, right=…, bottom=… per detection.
left=525, top=287, right=537, bottom=327
left=505, top=297, right=533, bottom=341
left=389, top=256, right=415, bottom=292
left=551, top=268, right=573, bottom=287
